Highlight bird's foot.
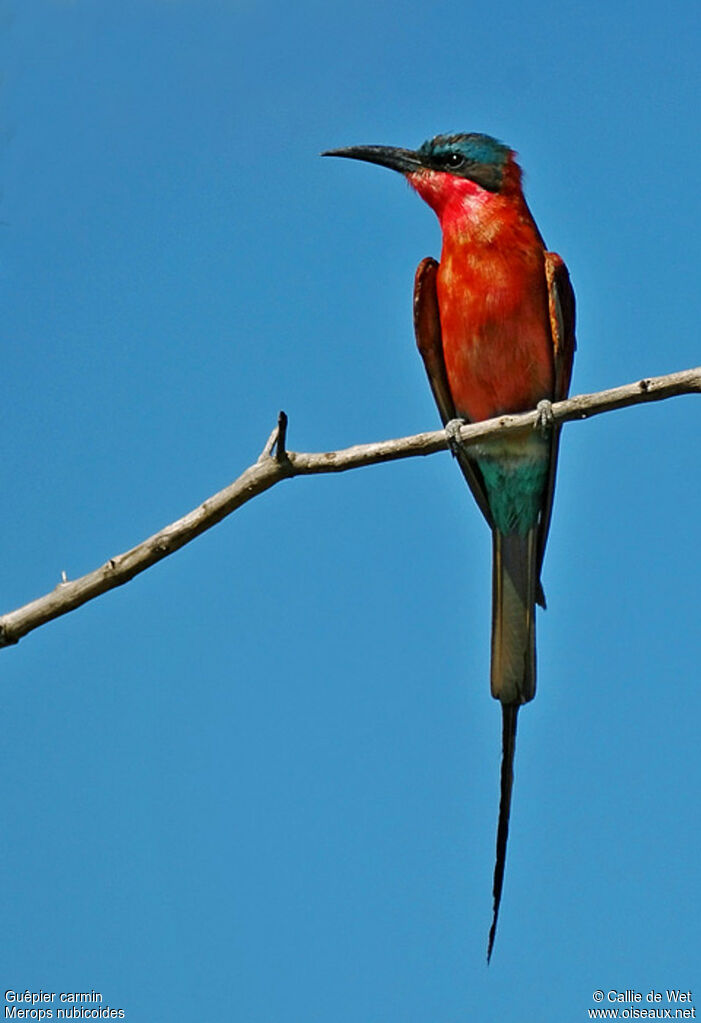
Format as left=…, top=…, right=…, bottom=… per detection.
left=444, top=418, right=467, bottom=458
left=534, top=399, right=555, bottom=436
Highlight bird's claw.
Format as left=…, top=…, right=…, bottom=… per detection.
left=445, top=418, right=467, bottom=458
left=534, top=399, right=555, bottom=435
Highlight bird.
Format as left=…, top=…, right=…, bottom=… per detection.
left=323, top=132, right=575, bottom=960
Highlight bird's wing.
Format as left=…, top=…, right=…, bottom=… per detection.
left=537, top=252, right=577, bottom=589
left=413, top=257, right=494, bottom=528
left=546, top=251, right=576, bottom=402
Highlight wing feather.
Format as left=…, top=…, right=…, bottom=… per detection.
left=537, top=252, right=576, bottom=590
left=413, top=257, right=493, bottom=528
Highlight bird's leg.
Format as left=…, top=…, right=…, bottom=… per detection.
left=534, top=399, right=554, bottom=436
left=444, top=418, right=468, bottom=458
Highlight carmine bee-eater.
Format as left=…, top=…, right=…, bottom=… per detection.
left=324, top=133, right=575, bottom=960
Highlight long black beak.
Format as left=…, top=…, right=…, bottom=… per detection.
left=322, top=145, right=423, bottom=175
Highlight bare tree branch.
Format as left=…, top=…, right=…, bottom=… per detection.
left=1, top=366, right=699, bottom=649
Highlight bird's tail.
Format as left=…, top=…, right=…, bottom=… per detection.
left=487, top=528, right=538, bottom=962
left=490, top=529, right=537, bottom=705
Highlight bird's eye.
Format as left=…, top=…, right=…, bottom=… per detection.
left=435, top=151, right=465, bottom=169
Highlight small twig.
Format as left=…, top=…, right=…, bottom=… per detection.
left=0, top=366, right=698, bottom=650
left=275, top=410, right=289, bottom=462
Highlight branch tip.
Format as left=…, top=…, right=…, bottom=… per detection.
left=275, top=410, right=289, bottom=462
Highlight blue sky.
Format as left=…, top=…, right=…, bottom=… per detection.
left=1, top=1, right=699, bottom=1020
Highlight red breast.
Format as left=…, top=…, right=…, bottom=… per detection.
left=408, top=164, right=555, bottom=423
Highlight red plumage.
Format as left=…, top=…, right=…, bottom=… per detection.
left=408, top=158, right=557, bottom=422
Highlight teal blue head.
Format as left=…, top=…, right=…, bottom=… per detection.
left=416, top=133, right=511, bottom=191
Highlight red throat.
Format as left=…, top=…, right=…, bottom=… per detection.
left=407, top=156, right=522, bottom=231
left=407, top=169, right=489, bottom=227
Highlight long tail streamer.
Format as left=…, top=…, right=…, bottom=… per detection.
left=487, top=703, right=519, bottom=963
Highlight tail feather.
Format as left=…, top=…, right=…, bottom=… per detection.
left=487, top=704, right=519, bottom=963
left=487, top=529, right=537, bottom=961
